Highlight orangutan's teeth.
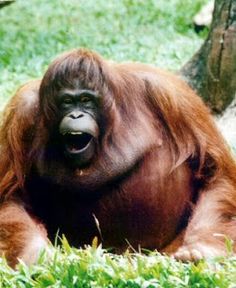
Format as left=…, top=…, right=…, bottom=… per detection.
left=69, top=132, right=83, bottom=135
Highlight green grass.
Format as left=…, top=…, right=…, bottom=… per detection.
left=1, top=239, right=236, bottom=288
left=0, top=0, right=207, bottom=107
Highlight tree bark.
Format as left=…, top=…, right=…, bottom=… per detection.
left=181, top=0, right=236, bottom=113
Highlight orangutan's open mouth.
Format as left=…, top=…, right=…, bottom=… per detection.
left=64, top=132, right=93, bottom=154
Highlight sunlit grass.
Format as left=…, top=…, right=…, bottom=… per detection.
left=1, top=238, right=236, bottom=288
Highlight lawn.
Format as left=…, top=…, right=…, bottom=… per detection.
left=1, top=239, right=236, bottom=288
left=2, top=1, right=236, bottom=287
left=0, top=0, right=207, bottom=107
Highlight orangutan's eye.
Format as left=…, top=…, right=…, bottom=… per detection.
left=80, top=95, right=91, bottom=103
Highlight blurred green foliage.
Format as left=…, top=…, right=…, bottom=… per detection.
left=0, top=0, right=207, bottom=106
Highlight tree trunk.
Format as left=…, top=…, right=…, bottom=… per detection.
left=181, top=0, right=236, bottom=113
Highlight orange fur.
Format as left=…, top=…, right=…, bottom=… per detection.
left=0, top=49, right=236, bottom=266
